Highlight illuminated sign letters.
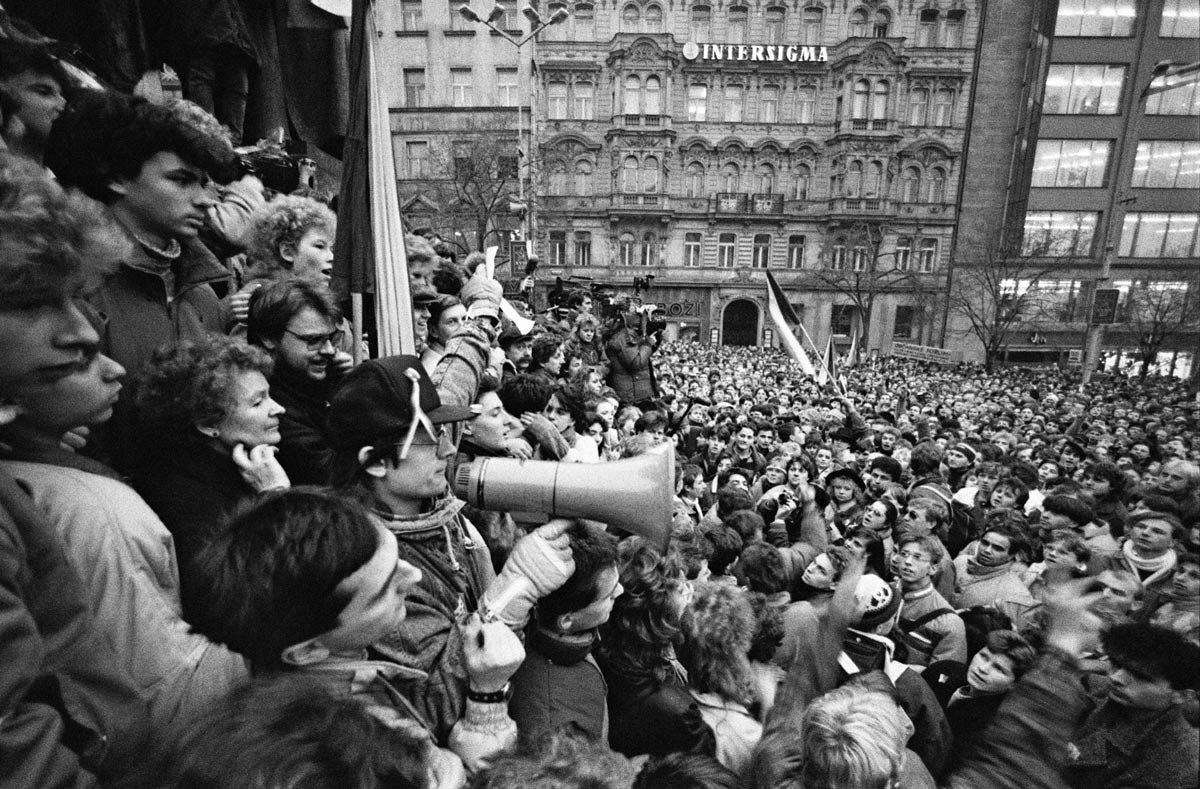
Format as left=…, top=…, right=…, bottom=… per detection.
left=681, top=41, right=829, bottom=63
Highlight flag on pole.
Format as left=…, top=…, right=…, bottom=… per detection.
left=334, top=0, right=415, bottom=358
left=846, top=316, right=860, bottom=369
left=817, top=334, right=833, bottom=386
left=764, top=271, right=815, bottom=377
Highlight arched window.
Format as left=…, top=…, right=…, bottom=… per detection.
left=623, top=75, right=641, bottom=116
left=574, top=160, right=592, bottom=195
left=849, top=8, right=868, bottom=36
left=686, top=162, right=705, bottom=198
left=728, top=5, right=748, bottom=43
left=927, top=167, right=946, bottom=203
left=756, top=163, right=775, bottom=193
left=641, top=231, right=658, bottom=266
left=794, top=163, right=812, bottom=200
left=852, top=79, right=871, bottom=119
left=643, top=76, right=662, bottom=115
left=619, top=232, right=637, bottom=266
left=691, top=4, right=711, bottom=39
left=902, top=166, right=921, bottom=202
left=846, top=161, right=863, bottom=197
left=548, top=82, right=568, bottom=119
left=874, top=8, right=891, bottom=36
left=933, top=88, right=954, bottom=126
left=801, top=6, right=823, bottom=44
left=909, top=87, right=929, bottom=126
left=872, top=81, right=890, bottom=120
left=549, top=162, right=568, bottom=194
left=724, top=84, right=744, bottom=122
left=642, top=156, right=660, bottom=193
left=721, top=162, right=740, bottom=192
left=621, top=3, right=639, bottom=32
left=766, top=6, right=785, bottom=43
left=645, top=4, right=663, bottom=32
left=864, top=161, right=883, bottom=196
left=622, top=156, right=640, bottom=193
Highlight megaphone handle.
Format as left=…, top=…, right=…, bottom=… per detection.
left=479, top=577, right=532, bottom=625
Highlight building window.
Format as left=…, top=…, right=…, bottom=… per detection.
left=895, top=237, right=912, bottom=270
left=933, top=89, right=954, bottom=126
left=549, top=163, right=568, bottom=194
left=832, top=305, right=854, bottom=334
left=862, top=161, right=881, bottom=197
left=574, top=82, right=594, bottom=120
left=766, top=6, right=785, bottom=43
left=830, top=241, right=847, bottom=270
left=621, top=3, right=639, bottom=31
left=873, top=81, right=889, bottom=121
left=756, top=164, right=775, bottom=194
left=449, top=0, right=469, bottom=30
left=618, top=232, right=636, bottom=266
left=624, top=76, right=641, bottom=116
left=917, top=9, right=938, bottom=47
left=685, top=162, right=705, bottom=197
left=845, top=161, right=863, bottom=197
left=1118, top=213, right=1200, bottom=257
left=549, top=231, right=566, bottom=266
left=724, top=84, right=744, bottom=122
left=401, top=0, right=423, bottom=30
left=717, top=233, right=737, bottom=267
left=574, top=3, right=594, bottom=37
left=1055, top=0, right=1136, bottom=36
left=761, top=86, right=780, bottom=123
left=908, top=88, right=928, bottom=125
left=874, top=9, right=891, bottom=37
left=548, top=82, right=568, bottom=118
left=574, top=160, right=592, bottom=195
left=1022, top=211, right=1099, bottom=256
left=691, top=5, right=711, bottom=39
left=497, top=69, right=518, bottom=107
left=1145, top=71, right=1200, bottom=115
left=787, top=235, right=806, bottom=269
left=403, top=69, right=426, bottom=107
left=622, top=156, right=639, bottom=193
left=918, top=239, right=938, bottom=272
left=851, top=244, right=868, bottom=271
left=640, top=232, right=657, bottom=266
left=643, top=77, right=662, bottom=116
left=797, top=87, right=816, bottom=123
left=450, top=68, right=473, bottom=106
left=801, top=6, right=823, bottom=44
left=574, top=231, right=591, bottom=266
left=894, top=306, right=917, bottom=339
left=753, top=234, right=771, bottom=268
left=901, top=167, right=920, bottom=202
left=1132, top=141, right=1200, bottom=189
left=721, top=162, right=740, bottom=192
left=943, top=9, right=965, bottom=46
left=642, top=156, right=659, bottom=193
left=645, top=4, right=663, bottom=32
left=1031, top=140, right=1111, bottom=187
left=1044, top=65, right=1125, bottom=115
left=684, top=233, right=703, bottom=267
left=849, top=8, right=868, bottom=37
left=405, top=141, right=429, bottom=178
left=688, top=84, right=708, bottom=121
left=926, top=167, right=946, bottom=203
left=728, top=5, right=748, bottom=43
left=545, top=3, right=568, bottom=39
left=1161, top=0, right=1200, bottom=37
left=852, top=79, right=870, bottom=119
left=794, top=164, right=811, bottom=200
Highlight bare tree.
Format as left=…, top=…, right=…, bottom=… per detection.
left=812, top=220, right=938, bottom=364
left=1122, top=276, right=1200, bottom=379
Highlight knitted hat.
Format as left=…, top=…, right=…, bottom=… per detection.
left=854, top=575, right=903, bottom=630
left=327, top=355, right=474, bottom=449
left=952, top=443, right=978, bottom=465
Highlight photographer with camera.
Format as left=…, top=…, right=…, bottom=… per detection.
left=605, top=302, right=661, bottom=410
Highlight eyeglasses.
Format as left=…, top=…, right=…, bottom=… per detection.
left=896, top=550, right=932, bottom=563
left=285, top=328, right=343, bottom=351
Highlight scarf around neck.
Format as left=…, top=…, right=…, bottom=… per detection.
left=1121, top=540, right=1177, bottom=586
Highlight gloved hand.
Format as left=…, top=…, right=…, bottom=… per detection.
left=461, top=613, right=525, bottom=693
left=460, top=265, right=502, bottom=322
left=480, top=519, right=575, bottom=628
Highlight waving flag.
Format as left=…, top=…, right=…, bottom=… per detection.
left=765, top=271, right=815, bottom=377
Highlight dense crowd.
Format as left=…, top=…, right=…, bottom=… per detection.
left=2, top=23, right=1200, bottom=789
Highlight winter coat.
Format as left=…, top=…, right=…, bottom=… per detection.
left=598, top=659, right=716, bottom=758
left=605, top=327, right=658, bottom=405
left=269, top=365, right=337, bottom=486
left=509, top=625, right=609, bottom=743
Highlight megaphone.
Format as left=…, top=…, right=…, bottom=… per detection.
left=453, top=442, right=675, bottom=549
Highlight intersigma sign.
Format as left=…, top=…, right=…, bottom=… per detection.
left=681, top=41, right=830, bottom=63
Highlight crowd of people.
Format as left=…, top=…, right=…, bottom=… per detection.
left=3, top=21, right=1200, bottom=789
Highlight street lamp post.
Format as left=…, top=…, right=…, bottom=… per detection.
left=458, top=3, right=569, bottom=251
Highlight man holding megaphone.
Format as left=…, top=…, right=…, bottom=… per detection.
left=326, top=355, right=576, bottom=747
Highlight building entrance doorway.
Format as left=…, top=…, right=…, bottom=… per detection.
left=722, top=299, right=759, bottom=346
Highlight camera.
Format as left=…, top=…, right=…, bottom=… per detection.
left=778, top=491, right=793, bottom=506
left=234, top=142, right=299, bottom=194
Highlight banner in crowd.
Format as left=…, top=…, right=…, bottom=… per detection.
left=891, top=342, right=962, bottom=365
